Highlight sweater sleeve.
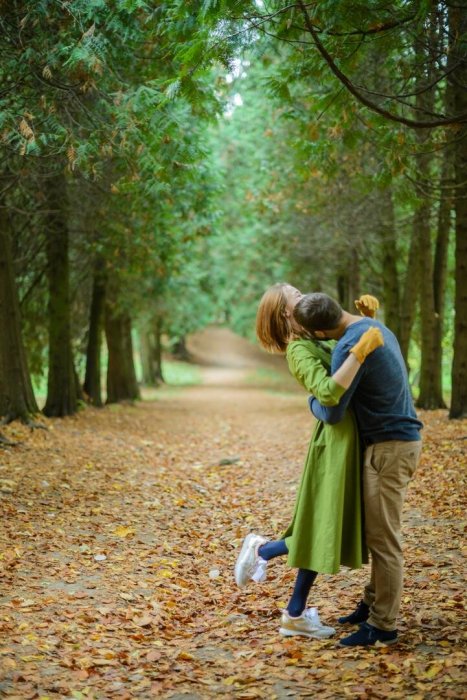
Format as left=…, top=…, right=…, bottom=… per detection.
left=287, top=341, right=347, bottom=406
left=308, top=337, right=363, bottom=424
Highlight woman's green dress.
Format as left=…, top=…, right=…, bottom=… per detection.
left=282, top=338, right=367, bottom=574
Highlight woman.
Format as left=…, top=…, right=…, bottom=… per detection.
left=234, top=284, right=382, bottom=639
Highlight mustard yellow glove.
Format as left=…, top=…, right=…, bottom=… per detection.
left=350, top=327, right=384, bottom=364
left=354, top=294, right=380, bottom=318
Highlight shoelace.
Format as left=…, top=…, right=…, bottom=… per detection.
left=303, top=607, right=321, bottom=625
left=250, top=557, right=268, bottom=583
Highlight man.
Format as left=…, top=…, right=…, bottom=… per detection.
left=293, top=293, right=423, bottom=647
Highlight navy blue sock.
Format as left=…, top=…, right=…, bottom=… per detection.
left=258, top=539, right=288, bottom=561
left=287, top=569, right=318, bottom=617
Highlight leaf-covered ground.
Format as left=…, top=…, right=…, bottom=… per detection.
left=1, top=369, right=466, bottom=699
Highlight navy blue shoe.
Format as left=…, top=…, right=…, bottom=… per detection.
left=339, top=622, right=397, bottom=647
left=338, top=600, right=369, bottom=625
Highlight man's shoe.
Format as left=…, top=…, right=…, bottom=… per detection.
left=234, top=533, right=267, bottom=588
left=279, top=607, right=336, bottom=639
left=338, top=600, right=370, bottom=625
left=339, top=622, right=397, bottom=647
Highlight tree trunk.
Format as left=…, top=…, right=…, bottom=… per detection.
left=400, top=33, right=435, bottom=372
left=337, top=245, right=360, bottom=312
left=399, top=221, right=420, bottom=365
left=105, top=303, right=140, bottom=403
left=431, top=156, right=452, bottom=410
left=378, top=187, right=401, bottom=336
left=348, top=247, right=360, bottom=311
left=414, top=24, right=445, bottom=409
left=139, top=316, right=164, bottom=386
left=337, top=272, right=347, bottom=309
left=43, top=175, right=78, bottom=418
left=74, top=362, right=85, bottom=402
left=171, top=336, right=190, bottom=362
left=153, top=315, right=164, bottom=384
left=450, top=196, right=467, bottom=418
left=416, top=185, right=442, bottom=407
left=83, top=259, right=106, bottom=406
left=431, top=21, right=455, bottom=411
left=449, top=5, right=467, bottom=418
left=139, top=329, right=157, bottom=386
left=0, top=206, right=38, bottom=422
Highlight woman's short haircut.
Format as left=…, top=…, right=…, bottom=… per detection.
left=294, top=293, right=343, bottom=331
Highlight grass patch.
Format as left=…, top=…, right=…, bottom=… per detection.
left=141, top=361, right=202, bottom=401
left=161, top=360, right=202, bottom=386
left=33, top=359, right=202, bottom=407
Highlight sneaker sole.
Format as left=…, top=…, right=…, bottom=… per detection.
left=234, top=534, right=257, bottom=588
left=338, top=636, right=398, bottom=647
left=279, top=627, right=335, bottom=639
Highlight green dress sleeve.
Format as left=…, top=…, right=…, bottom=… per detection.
left=286, top=339, right=346, bottom=406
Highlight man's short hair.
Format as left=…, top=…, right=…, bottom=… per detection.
left=294, top=293, right=343, bottom=331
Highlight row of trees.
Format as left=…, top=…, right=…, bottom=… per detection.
left=1, top=1, right=466, bottom=428
left=203, top=0, right=467, bottom=416
left=0, top=1, right=220, bottom=426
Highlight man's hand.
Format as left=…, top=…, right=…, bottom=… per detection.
left=354, top=294, right=379, bottom=318
left=350, top=327, right=384, bottom=364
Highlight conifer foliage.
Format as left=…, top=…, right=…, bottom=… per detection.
left=0, top=1, right=466, bottom=419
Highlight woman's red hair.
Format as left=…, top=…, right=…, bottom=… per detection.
left=256, top=283, right=292, bottom=353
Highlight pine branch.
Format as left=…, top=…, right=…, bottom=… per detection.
left=297, top=1, right=467, bottom=129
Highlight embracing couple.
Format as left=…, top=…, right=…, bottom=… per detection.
left=234, top=285, right=423, bottom=648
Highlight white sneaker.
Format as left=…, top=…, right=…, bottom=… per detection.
left=279, top=607, right=336, bottom=639
left=234, top=533, right=267, bottom=588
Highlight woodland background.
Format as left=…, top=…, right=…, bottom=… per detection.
left=1, top=4, right=467, bottom=699
left=1, top=0, right=466, bottom=424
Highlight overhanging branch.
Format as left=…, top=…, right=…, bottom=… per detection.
left=297, top=1, right=467, bottom=129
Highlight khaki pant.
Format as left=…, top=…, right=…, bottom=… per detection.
left=362, top=440, right=422, bottom=631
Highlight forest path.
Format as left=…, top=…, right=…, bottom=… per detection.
left=185, top=326, right=296, bottom=388
left=1, top=336, right=465, bottom=699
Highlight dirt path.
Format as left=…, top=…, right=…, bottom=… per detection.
left=0, top=343, right=465, bottom=699
left=186, top=327, right=290, bottom=371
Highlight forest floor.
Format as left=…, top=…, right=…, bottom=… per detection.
left=0, top=329, right=466, bottom=699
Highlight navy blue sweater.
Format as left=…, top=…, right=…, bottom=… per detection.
left=309, top=319, right=423, bottom=444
